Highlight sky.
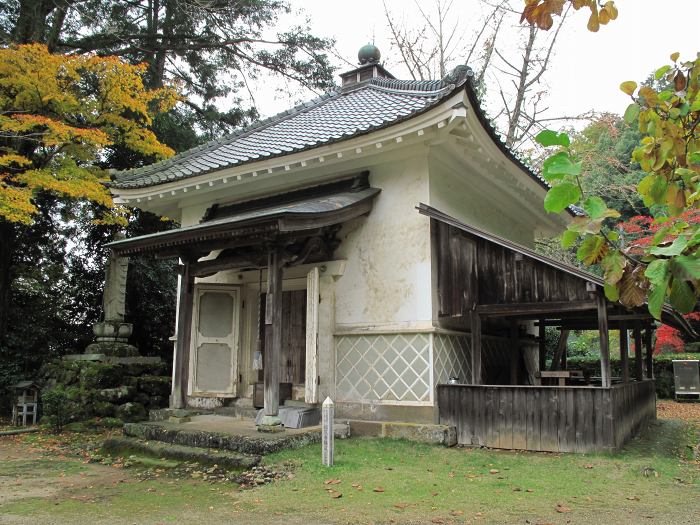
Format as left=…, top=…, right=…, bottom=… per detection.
left=254, top=0, right=700, bottom=134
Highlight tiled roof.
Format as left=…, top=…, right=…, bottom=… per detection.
left=111, top=68, right=473, bottom=190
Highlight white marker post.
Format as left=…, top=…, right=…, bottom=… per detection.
left=322, top=397, right=334, bottom=466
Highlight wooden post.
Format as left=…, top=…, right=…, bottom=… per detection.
left=538, top=319, right=546, bottom=373
left=171, top=261, right=195, bottom=409
left=509, top=320, right=519, bottom=385
left=471, top=313, right=482, bottom=385
left=261, top=245, right=283, bottom=427
left=633, top=323, right=643, bottom=381
left=644, top=326, right=654, bottom=379
left=619, top=322, right=629, bottom=383
left=596, top=293, right=611, bottom=388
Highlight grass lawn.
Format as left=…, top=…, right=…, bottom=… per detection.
left=0, top=413, right=698, bottom=524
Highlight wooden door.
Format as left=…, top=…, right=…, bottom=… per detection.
left=260, top=290, right=307, bottom=385
left=191, top=286, right=239, bottom=395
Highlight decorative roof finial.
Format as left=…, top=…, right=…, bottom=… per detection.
left=358, top=43, right=381, bottom=65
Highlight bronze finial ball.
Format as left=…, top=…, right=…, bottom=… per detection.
left=358, top=43, right=381, bottom=65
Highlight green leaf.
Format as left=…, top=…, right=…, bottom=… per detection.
left=670, top=255, right=700, bottom=280
left=669, top=278, right=697, bottom=314
left=542, top=152, right=582, bottom=181
left=577, top=235, right=607, bottom=265
left=582, top=196, right=607, bottom=219
left=604, top=283, right=619, bottom=302
left=623, top=103, right=640, bottom=124
left=688, top=151, right=700, bottom=166
left=535, top=130, right=570, bottom=148
left=645, top=259, right=670, bottom=286
left=647, top=283, right=667, bottom=320
left=655, top=65, right=671, bottom=80
left=561, top=229, right=578, bottom=249
left=649, top=235, right=688, bottom=256
left=544, top=183, right=581, bottom=213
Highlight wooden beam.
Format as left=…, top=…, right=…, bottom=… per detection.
left=190, top=253, right=267, bottom=277
left=538, top=319, right=546, bottom=376
left=471, top=313, right=482, bottom=385
left=633, top=323, right=644, bottom=381
left=549, top=329, right=570, bottom=372
left=263, top=245, right=283, bottom=420
left=171, top=261, right=195, bottom=409
left=644, top=326, right=654, bottom=379
left=476, top=300, right=596, bottom=318
left=597, top=293, right=611, bottom=388
left=509, top=321, right=519, bottom=385
left=620, top=322, right=629, bottom=383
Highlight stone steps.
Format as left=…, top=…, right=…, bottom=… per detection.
left=123, top=420, right=323, bottom=456
left=101, top=436, right=260, bottom=469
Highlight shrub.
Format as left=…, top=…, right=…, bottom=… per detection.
left=41, top=386, right=75, bottom=433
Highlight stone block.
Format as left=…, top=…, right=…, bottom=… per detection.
left=98, top=385, right=134, bottom=403
left=116, top=402, right=147, bottom=423
left=136, top=375, right=171, bottom=397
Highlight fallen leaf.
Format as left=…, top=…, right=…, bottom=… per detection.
left=450, top=510, right=464, bottom=516
left=431, top=492, right=439, bottom=496
left=526, top=489, right=535, bottom=493
left=489, top=469, right=499, bottom=474
left=431, top=519, right=445, bottom=524
left=351, top=483, right=362, bottom=490
left=373, top=487, right=385, bottom=493
left=329, top=491, right=342, bottom=499
left=393, top=503, right=409, bottom=509
left=555, top=504, right=572, bottom=513
left=626, top=496, right=640, bottom=501
left=324, top=479, right=342, bottom=485
left=584, top=464, right=594, bottom=469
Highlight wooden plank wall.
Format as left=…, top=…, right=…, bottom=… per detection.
left=433, top=220, right=591, bottom=317
left=611, top=380, right=656, bottom=448
left=438, top=382, right=656, bottom=453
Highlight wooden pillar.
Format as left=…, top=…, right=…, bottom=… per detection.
left=619, top=322, right=629, bottom=383
left=633, top=323, right=643, bottom=381
left=644, top=326, right=654, bottom=379
left=171, top=261, right=195, bottom=409
left=263, top=245, right=283, bottom=422
left=471, top=313, right=482, bottom=385
left=538, top=319, right=546, bottom=373
left=596, top=293, right=611, bottom=388
left=509, top=320, right=519, bottom=385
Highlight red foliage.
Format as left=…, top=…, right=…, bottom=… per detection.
left=653, top=313, right=700, bottom=355
left=619, top=209, right=700, bottom=255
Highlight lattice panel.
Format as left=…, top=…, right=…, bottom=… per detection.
left=335, top=334, right=431, bottom=403
left=433, top=334, right=471, bottom=386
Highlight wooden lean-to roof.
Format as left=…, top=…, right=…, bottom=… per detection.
left=106, top=174, right=379, bottom=257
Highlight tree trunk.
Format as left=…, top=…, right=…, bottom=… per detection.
left=0, top=220, right=15, bottom=346
left=12, top=0, right=55, bottom=44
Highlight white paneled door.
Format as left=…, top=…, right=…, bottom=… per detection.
left=191, top=286, right=239, bottom=396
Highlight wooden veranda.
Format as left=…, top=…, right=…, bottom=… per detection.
left=419, top=204, right=694, bottom=452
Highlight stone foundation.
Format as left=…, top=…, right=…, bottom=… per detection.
left=39, top=358, right=170, bottom=423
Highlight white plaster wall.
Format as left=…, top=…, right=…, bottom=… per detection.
left=427, top=154, right=535, bottom=247
left=333, top=153, right=433, bottom=328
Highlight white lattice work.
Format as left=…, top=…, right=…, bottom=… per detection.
left=432, top=334, right=471, bottom=387
left=335, top=334, right=431, bottom=404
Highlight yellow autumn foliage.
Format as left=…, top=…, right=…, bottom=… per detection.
left=0, top=44, right=180, bottom=224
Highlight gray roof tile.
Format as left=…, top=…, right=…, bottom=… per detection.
left=111, top=69, right=471, bottom=189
